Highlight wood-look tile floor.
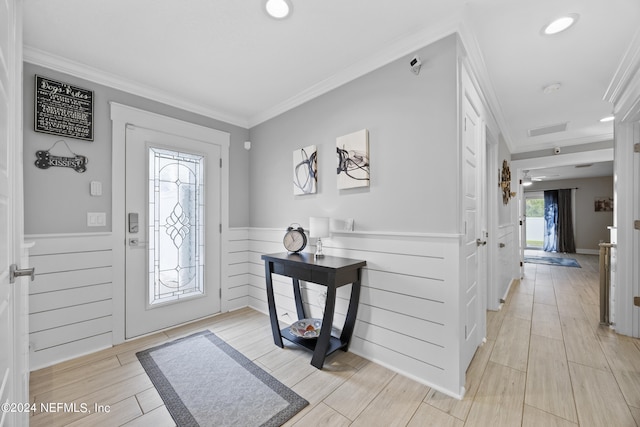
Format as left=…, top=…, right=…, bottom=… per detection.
left=30, top=253, right=640, bottom=426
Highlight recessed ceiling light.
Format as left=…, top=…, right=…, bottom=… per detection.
left=265, top=0, right=292, bottom=19
left=600, top=115, right=615, bottom=122
left=542, top=14, right=579, bottom=35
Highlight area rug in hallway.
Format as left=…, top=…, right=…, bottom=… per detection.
left=136, top=331, right=308, bottom=427
left=524, top=256, right=581, bottom=268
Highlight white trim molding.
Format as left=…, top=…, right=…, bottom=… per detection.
left=605, top=28, right=640, bottom=338
left=248, top=18, right=463, bottom=127
left=24, top=46, right=249, bottom=128
left=604, top=27, right=640, bottom=119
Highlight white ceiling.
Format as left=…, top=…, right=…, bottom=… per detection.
left=23, top=0, right=640, bottom=157
left=526, top=161, right=614, bottom=182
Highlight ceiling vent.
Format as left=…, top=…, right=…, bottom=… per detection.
left=527, top=122, right=568, bottom=137
left=575, top=163, right=593, bottom=168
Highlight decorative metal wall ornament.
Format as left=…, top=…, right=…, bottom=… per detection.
left=499, top=159, right=513, bottom=205
left=34, top=139, right=88, bottom=173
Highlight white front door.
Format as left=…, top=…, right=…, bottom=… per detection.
left=1, top=1, right=29, bottom=425
left=461, top=70, right=486, bottom=370
left=125, top=126, right=221, bottom=338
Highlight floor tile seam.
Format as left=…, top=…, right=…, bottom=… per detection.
left=525, top=329, right=579, bottom=424
left=325, top=372, right=398, bottom=422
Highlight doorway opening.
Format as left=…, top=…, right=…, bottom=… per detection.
left=525, top=192, right=544, bottom=249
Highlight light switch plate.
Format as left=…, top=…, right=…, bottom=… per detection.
left=87, top=212, right=106, bottom=227
left=90, top=181, right=102, bottom=196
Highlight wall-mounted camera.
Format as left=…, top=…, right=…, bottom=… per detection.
left=410, top=55, right=422, bottom=75
left=554, top=147, right=561, bottom=155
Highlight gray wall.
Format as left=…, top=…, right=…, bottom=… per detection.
left=526, top=176, right=614, bottom=251
left=248, top=35, right=459, bottom=233
left=23, top=62, right=250, bottom=234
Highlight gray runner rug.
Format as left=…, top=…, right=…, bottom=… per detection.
left=523, top=255, right=581, bottom=268
left=136, top=331, right=308, bottom=427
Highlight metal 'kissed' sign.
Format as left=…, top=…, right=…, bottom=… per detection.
left=34, top=140, right=88, bottom=173
left=35, top=150, right=87, bottom=173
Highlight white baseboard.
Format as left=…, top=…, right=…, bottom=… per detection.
left=576, top=249, right=599, bottom=255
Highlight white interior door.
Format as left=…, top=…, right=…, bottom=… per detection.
left=1, top=1, right=28, bottom=425
left=461, top=74, right=486, bottom=370
left=125, top=126, right=221, bottom=338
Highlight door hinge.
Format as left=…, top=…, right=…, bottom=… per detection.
left=220, top=288, right=222, bottom=298
left=464, top=117, right=467, bottom=131
left=634, top=143, right=640, bottom=153
left=635, top=220, right=640, bottom=230
left=520, top=261, right=523, bottom=267
left=634, top=296, right=640, bottom=307
left=219, top=223, right=222, bottom=233
left=220, top=158, right=222, bottom=168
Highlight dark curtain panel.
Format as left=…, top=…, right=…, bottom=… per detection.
left=543, top=190, right=558, bottom=252
left=557, top=189, right=576, bottom=253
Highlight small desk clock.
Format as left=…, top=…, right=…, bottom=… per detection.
left=283, top=224, right=307, bottom=253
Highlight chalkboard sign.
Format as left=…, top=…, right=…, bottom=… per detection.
left=34, top=75, right=94, bottom=141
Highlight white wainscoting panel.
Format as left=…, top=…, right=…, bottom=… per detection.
left=497, top=225, right=516, bottom=302
left=247, top=228, right=464, bottom=397
left=27, top=233, right=114, bottom=371
left=26, top=228, right=467, bottom=397
left=226, top=228, right=250, bottom=311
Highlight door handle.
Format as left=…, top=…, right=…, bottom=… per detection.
left=476, top=239, right=487, bottom=247
left=10, top=264, right=35, bottom=284
left=129, top=238, right=148, bottom=247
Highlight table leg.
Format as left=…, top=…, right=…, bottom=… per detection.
left=264, top=261, right=283, bottom=348
left=311, top=285, right=336, bottom=369
left=292, top=278, right=306, bottom=320
left=340, top=270, right=362, bottom=349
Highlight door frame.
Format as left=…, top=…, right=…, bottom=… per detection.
left=2, top=0, right=29, bottom=424
left=110, top=103, right=230, bottom=344
left=512, top=149, right=614, bottom=278
left=485, top=128, right=500, bottom=311
left=459, top=61, right=488, bottom=373
left=604, top=29, right=640, bottom=338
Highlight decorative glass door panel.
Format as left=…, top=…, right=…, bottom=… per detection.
left=149, top=147, right=205, bottom=305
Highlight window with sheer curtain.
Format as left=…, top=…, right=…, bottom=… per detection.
left=543, top=189, right=576, bottom=253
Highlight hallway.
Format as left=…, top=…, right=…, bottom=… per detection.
left=425, top=253, right=640, bottom=426
left=29, top=254, right=640, bottom=426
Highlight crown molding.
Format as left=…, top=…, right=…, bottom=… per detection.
left=604, top=27, right=640, bottom=109
left=247, top=14, right=463, bottom=128
left=456, top=20, right=515, bottom=154
left=23, top=45, right=250, bottom=129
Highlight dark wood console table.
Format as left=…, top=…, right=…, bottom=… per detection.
left=261, top=252, right=366, bottom=369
